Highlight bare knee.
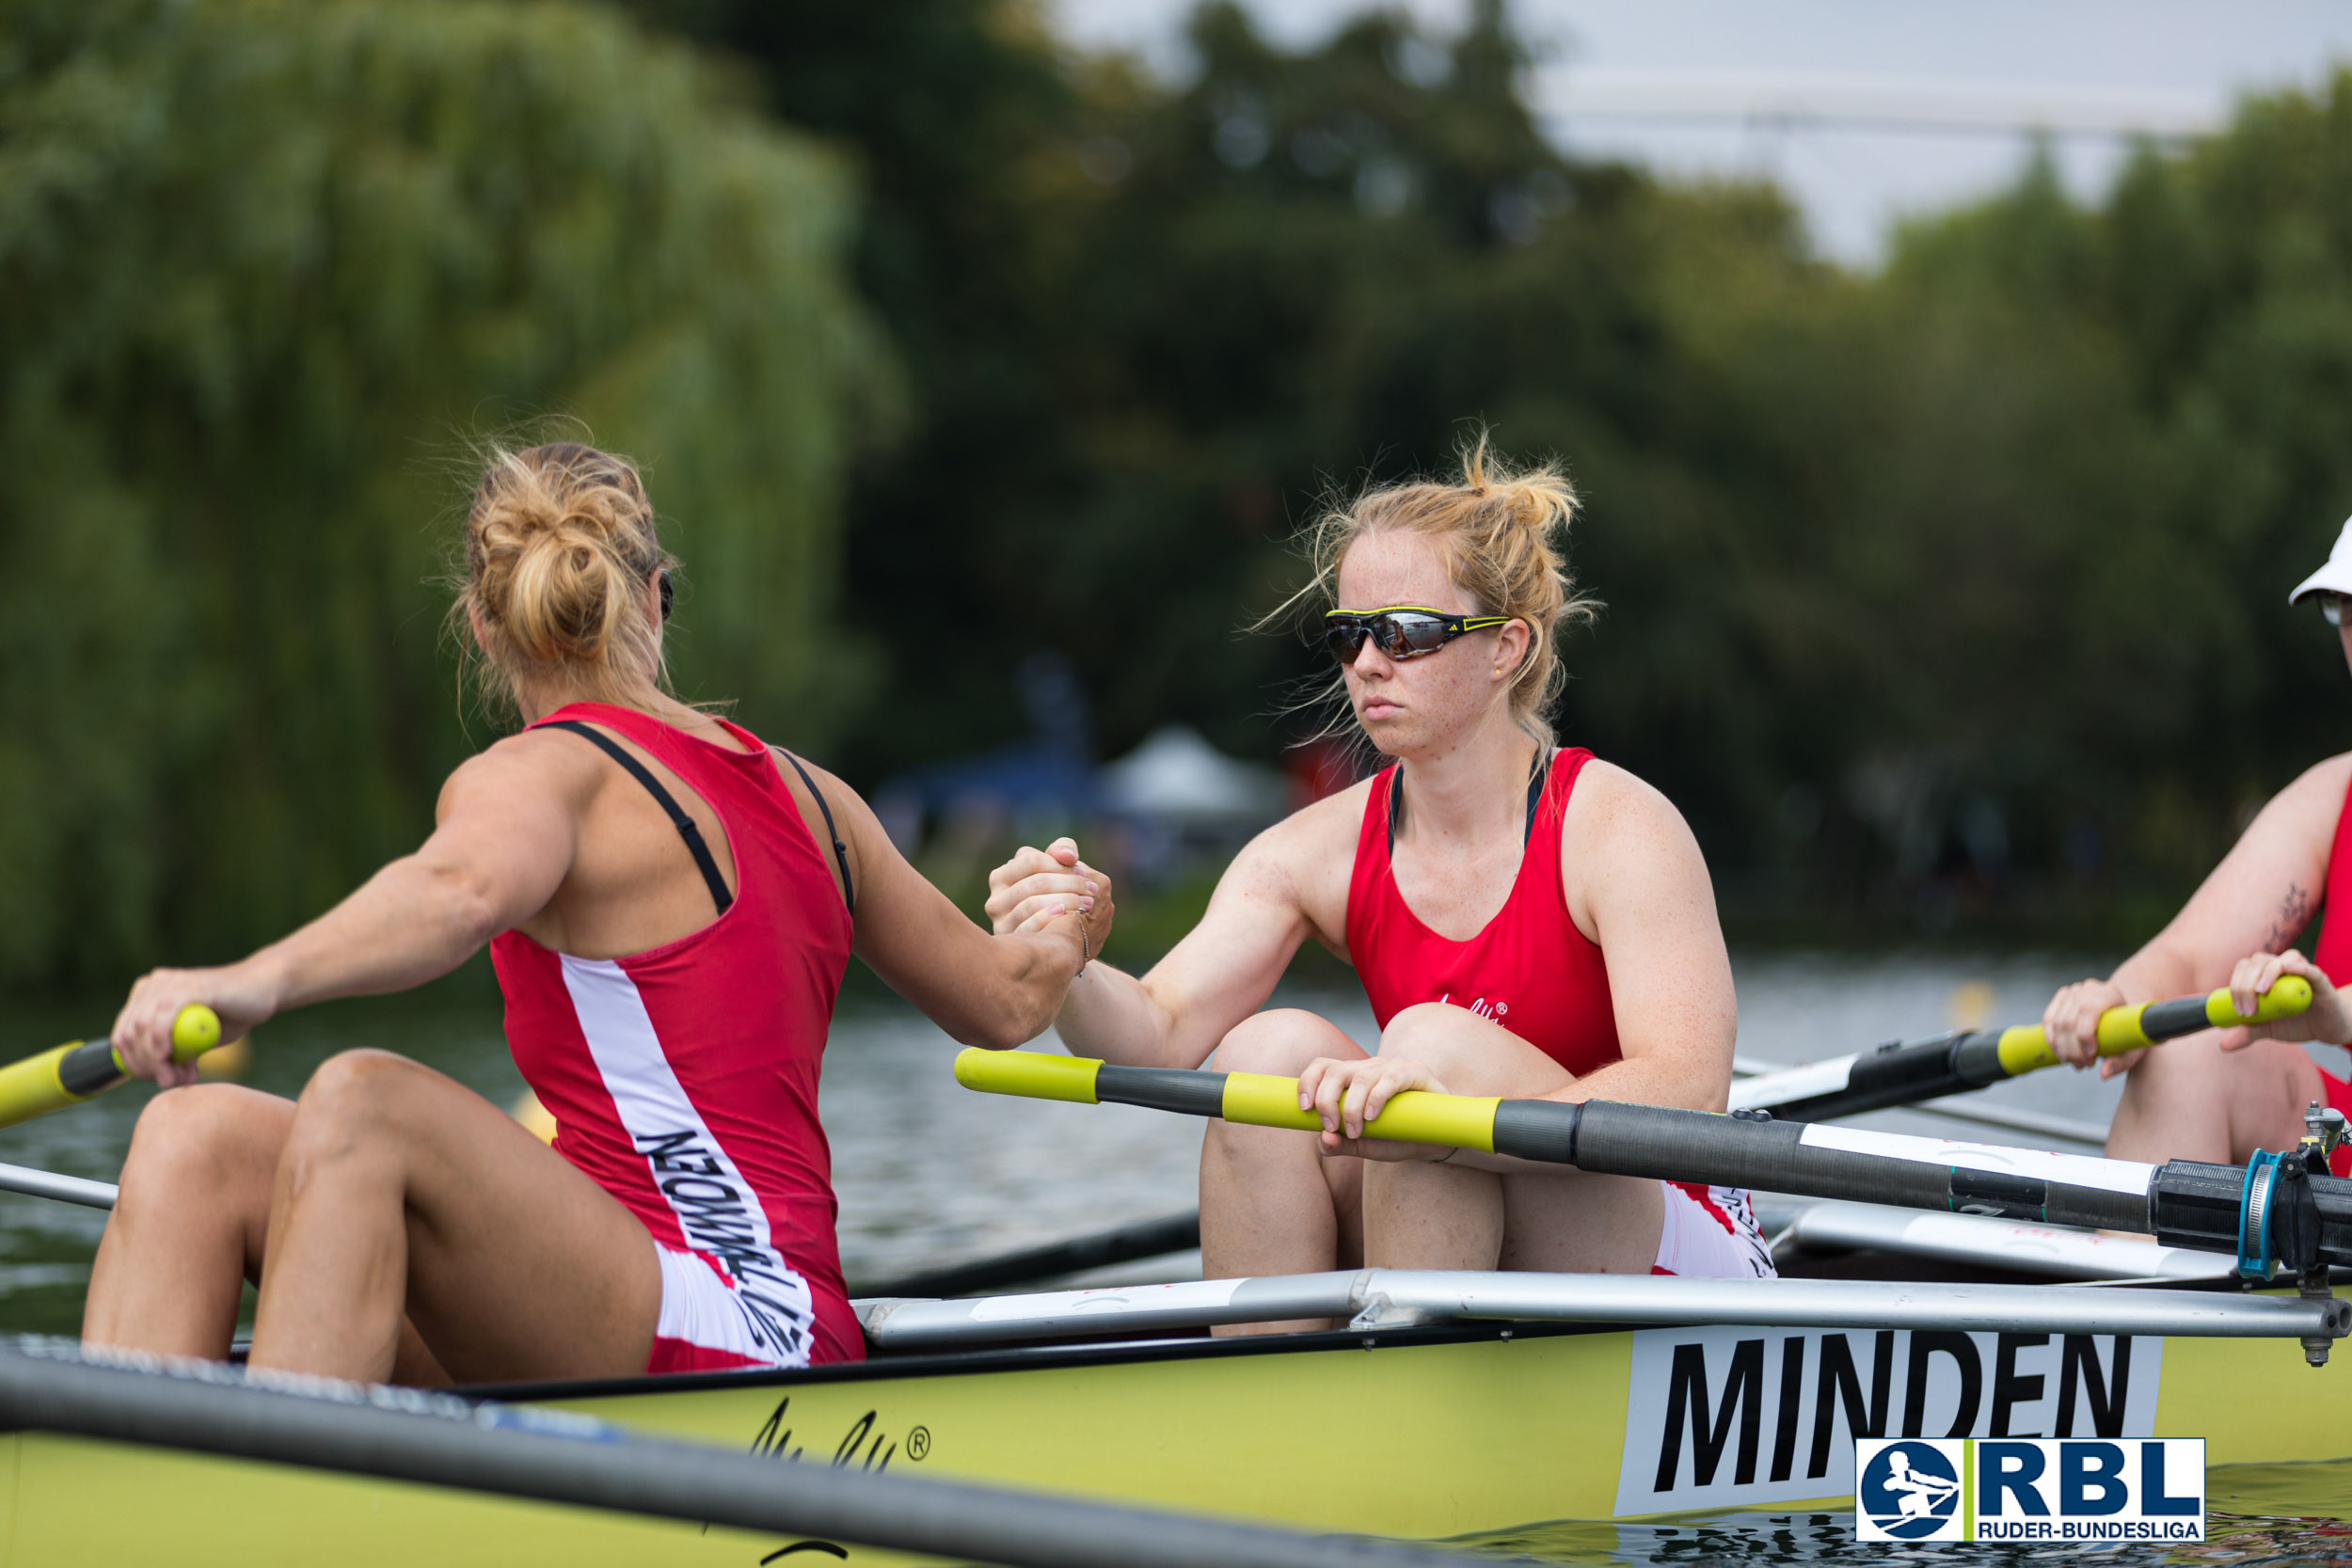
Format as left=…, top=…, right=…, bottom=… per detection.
left=121, top=1084, right=289, bottom=1188
left=1213, top=1009, right=1361, bottom=1075
left=284, top=1050, right=427, bottom=1162
left=1377, top=1003, right=1475, bottom=1074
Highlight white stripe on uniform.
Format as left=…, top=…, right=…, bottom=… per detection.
left=560, top=955, right=817, bottom=1363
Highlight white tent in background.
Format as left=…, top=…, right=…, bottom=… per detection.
left=1097, top=724, right=1285, bottom=827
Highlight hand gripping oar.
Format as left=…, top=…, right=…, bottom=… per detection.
left=0, top=1006, right=222, bottom=1131
left=1729, top=976, right=2313, bottom=1124
left=952, top=1048, right=2352, bottom=1364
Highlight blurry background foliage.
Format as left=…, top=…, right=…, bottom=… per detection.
left=0, top=0, right=889, bottom=985
left=8, top=0, right=2352, bottom=988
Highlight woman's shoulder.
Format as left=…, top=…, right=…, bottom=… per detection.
left=2237, top=751, right=2352, bottom=848
left=2284, top=752, right=2352, bottom=801
left=1252, top=774, right=1374, bottom=858
left=1559, top=755, right=1686, bottom=835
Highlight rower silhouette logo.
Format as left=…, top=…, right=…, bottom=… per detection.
left=1857, top=1440, right=1963, bottom=1541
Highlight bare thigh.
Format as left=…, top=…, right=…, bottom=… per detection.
left=1200, top=1009, right=1367, bottom=1330
left=253, top=1050, right=660, bottom=1383
left=1362, top=1003, right=1664, bottom=1275
left=87, top=1083, right=447, bottom=1381
left=2108, top=1034, right=2328, bottom=1164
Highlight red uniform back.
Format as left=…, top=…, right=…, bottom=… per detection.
left=491, top=702, right=862, bottom=1369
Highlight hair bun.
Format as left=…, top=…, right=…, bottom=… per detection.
left=453, top=440, right=674, bottom=716
left=1295, top=430, right=1597, bottom=746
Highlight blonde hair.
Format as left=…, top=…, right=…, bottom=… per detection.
left=1289, top=435, right=1596, bottom=744
left=452, top=440, right=677, bottom=719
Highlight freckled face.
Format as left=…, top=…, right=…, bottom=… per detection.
left=1333, top=531, right=1524, bottom=758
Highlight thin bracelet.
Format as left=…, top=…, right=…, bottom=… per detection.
left=1433, top=1145, right=1459, bottom=1164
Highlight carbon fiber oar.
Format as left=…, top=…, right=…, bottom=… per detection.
left=953, top=1048, right=2352, bottom=1364
left=1729, top=976, right=2312, bottom=1123
left=0, top=1006, right=222, bottom=1131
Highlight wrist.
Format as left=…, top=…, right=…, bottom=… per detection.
left=237, top=950, right=294, bottom=1019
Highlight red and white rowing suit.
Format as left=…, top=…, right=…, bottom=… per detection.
left=2303, top=768, right=2352, bottom=1175
left=1345, top=747, right=1775, bottom=1278
left=491, top=702, right=864, bottom=1372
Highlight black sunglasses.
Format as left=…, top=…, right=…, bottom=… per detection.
left=1324, top=607, right=1511, bottom=663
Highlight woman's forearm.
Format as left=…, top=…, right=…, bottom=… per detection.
left=1051, top=963, right=1194, bottom=1068
left=246, top=855, right=503, bottom=1012
left=2108, top=939, right=2203, bottom=1002
left=1542, top=1053, right=1727, bottom=1115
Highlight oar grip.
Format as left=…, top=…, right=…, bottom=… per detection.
left=169, top=1005, right=223, bottom=1065
left=957, top=1051, right=1504, bottom=1152
left=0, top=1005, right=228, bottom=1132
left=1992, top=976, right=2315, bottom=1075
left=2205, top=974, right=2312, bottom=1027
left=953, top=1049, right=1101, bottom=1104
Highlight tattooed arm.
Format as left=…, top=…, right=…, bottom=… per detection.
left=2043, top=753, right=2352, bottom=1070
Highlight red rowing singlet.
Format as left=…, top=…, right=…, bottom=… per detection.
left=2306, top=768, right=2352, bottom=1175
left=490, top=702, right=861, bottom=1370
left=1345, top=748, right=1622, bottom=1074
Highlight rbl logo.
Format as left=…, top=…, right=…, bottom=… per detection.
left=1856, top=1441, right=1962, bottom=1540
left=1855, top=1437, right=2205, bottom=1543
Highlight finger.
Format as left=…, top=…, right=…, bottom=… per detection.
left=1363, top=1066, right=1417, bottom=1126
left=2233, top=955, right=2281, bottom=1021
left=990, top=845, right=1071, bottom=892
left=1046, top=837, right=1081, bottom=866
left=1008, top=895, right=1065, bottom=929
left=986, top=847, right=1041, bottom=894
left=1296, top=1059, right=1324, bottom=1112
left=996, top=876, right=1096, bottom=919
left=1314, top=1064, right=1349, bottom=1133
left=2099, top=1046, right=2148, bottom=1079
left=1342, top=1075, right=1367, bottom=1139
left=2217, top=1024, right=2253, bottom=1053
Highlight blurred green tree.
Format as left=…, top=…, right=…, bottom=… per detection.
left=687, top=0, right=2352, bottom=935
left=0, top=0, right=887, bottom=983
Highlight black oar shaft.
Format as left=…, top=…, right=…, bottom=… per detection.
left=955, top=1050, right=2352, bottom=1277
left=1746, top=977, right=2312, bottom=1124
left=857, top=1211, right=1200, bottom=1299
left=1568, top=1102, right=2152, bottom=1229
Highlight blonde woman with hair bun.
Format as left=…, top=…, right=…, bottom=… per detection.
left=989, top=439, right=1770, bottom=1329
left=86, top=440, right=1105, bottom=1384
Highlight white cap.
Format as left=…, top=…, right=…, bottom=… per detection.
left=2290, top=515, right=2352, bottom=603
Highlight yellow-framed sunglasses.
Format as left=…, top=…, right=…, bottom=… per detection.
left=1324, top=607, right=1512, bottom=663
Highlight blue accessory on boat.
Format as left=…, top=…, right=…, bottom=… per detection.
left=2240, top=1148, right=2286, bottom=1281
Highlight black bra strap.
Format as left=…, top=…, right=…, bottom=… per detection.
left=543, top=721, right=733, bottom=915
left=773, top=748, right=855, bottom=916
left=1387, top=748, right=1554, bottom=860
left=1523, top=748, right=1553, bottom=847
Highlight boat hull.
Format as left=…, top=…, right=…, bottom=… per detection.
left=3, top=1308, right=2344, bottom=1564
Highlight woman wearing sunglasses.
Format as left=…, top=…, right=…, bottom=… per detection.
left=2039, top=517, right=2352, bottom=1173
left=85, top=440, right=1100, bottom=1384
left=988, top=441, right=1770, bottom=1328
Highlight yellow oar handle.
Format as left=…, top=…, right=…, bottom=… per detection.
left=1994, top=975, right=2313, bottom=1074
left=166, top=1004, right=224, bottom=1065
left=0, top=1005, right=227, bottom=1131
left=953, top=1049, right=1502, bottom=1151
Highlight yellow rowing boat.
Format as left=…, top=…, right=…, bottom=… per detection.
left=5, top=1266, right=2346, bottom=1566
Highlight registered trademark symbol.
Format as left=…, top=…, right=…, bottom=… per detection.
left=906, top=1425, right=930, bottom=1461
